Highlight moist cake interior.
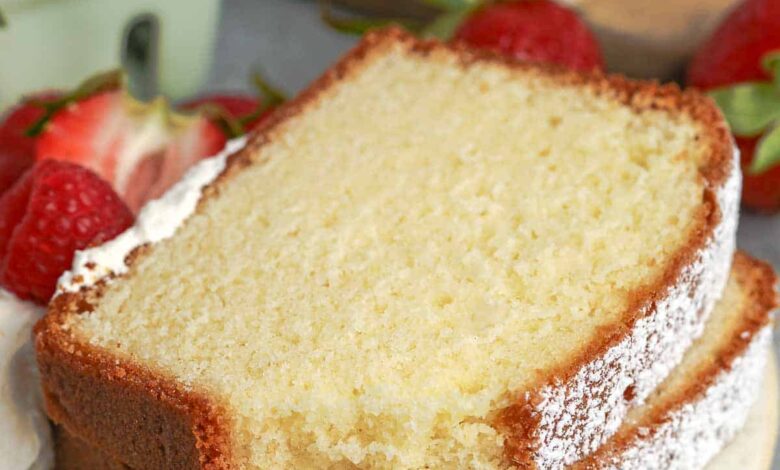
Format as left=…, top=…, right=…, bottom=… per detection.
left=69, top=41, right=712, bottom=468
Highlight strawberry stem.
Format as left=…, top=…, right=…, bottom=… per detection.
left=750, top=125, right=780, bottom=174
left=26, top=70, right=124, bottom=137
left=236, top=71, right=288, bottom=130
left=319, top=0, right=425, bottom=35
left=192, top=102, right=247, bottom=139
left=0, top=8, right=6, bottom=28
left=762, top=50, right=780, bottom=90
left=422, top=8, right=475, bottom=40
left=250, top=72, right=287, bottom=109
left=419, top=0, right=483, bottom=10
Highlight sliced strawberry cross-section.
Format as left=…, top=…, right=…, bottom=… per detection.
left=35, top=91, right=227, bottom=213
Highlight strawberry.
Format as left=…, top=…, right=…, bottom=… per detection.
left=34, top=78, right=227, bottom=213
left=0, top=92, right=60, bottom=196
left=180, top=74, right=286, bottom=136
left=687, top=0, right=780, bottom=90
left=688, top=0, right=780, bottom=212
left=452, top=0, right=604, bottom=72
left=0, top=160, right=133, bottom=303
left=181, top=95, right=269, bottom=133
left=736, top=136, right=780, bottom=213
left=322, top=0, right=604, bottom=72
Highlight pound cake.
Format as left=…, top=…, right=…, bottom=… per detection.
left=47, top=253, right=777, bottom=470
left=36, top=28, right=739, bottom=469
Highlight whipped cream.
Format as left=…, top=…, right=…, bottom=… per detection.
left=0, top=290, right=52, bottom=470
left=0, top=138, right=248, bottom=470
left=57, top=137, right=247, bottom=294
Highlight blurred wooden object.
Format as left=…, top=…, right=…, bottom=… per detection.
left=569, top=0, right=740, bottom=80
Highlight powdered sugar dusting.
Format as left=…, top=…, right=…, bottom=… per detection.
left=55, top=138, right=247, bottom=294
left=601, top=326, right=772, bottom=469
left=530, top=147, right=741, bottom=469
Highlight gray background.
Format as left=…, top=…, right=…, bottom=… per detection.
left=210, top=0, right=780, bottom=466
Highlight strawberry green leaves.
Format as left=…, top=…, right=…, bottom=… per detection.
left=319, top=0, right=483, bottom=40
left=710, top=50, right=780, bottom=174
left=236, top=72, right=287, bottom=131
left=0, top=8, right=6, bottom=29
left=420, top=0, right=483, bottom=40
left=420, top=0, right=481, bottom=9
left=422, top=8, right=474, bottom=40
left=763, top=52, right=780, bottom=89
left=753, top=125, right=780, bottom=174
left=709, top=83, right=780, bottom=136
left=319, top=0, right=424, bottom=36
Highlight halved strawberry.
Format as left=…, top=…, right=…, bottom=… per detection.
left=35, top=88, right=227, bottom=213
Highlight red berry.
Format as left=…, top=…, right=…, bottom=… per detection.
left=181, top=94, right=274, bottom=133
left=453, top=0, right=604, bottom=72
left=736, top=137, right=780, bottom=213
left=36, top=91, right=227, bottom=213
left=0, top=92, right=61, bottom=197
left=182, top=95, right=259, bottom=119
left=687, top=0, right=780, bottom=90
left=688, top=0, right=780, bottom=212
left=0, top=160, right=133, bottom=303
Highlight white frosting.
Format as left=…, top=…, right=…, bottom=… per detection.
left=603, top=326, right=773, bottom=469
left=56, top=137, right=247, bottom=293
left=531, top=148, right=741, bottom=469
left=0, top=290, right=53, bottom=470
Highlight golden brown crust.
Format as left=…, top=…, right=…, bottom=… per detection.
left=574, top=252, right=777, bottom=468
left=36, top=27, right=736, bottom=469
left=36, top=291, right=233, bottom=470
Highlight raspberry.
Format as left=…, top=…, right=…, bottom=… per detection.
left=0, top=160, right=134, bottom=303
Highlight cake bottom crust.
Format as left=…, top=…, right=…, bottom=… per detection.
left=51, top=354, right=778, bottom=470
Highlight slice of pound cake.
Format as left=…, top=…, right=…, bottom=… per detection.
left=47, top=253, right=778, bottom=470
left=36, top=28, right=739, bottom=469
left=576, top=252, right=776, bottom=469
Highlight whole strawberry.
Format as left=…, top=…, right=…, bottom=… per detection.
left=688, top=0, right=780, bottom=212
left=180, top=74, right=286, bottom=135
left=181, top=95, right=267, bottom=131
left=0, top=92, right=60, bottom=196
left=322, top=0, right=604, bottom=72
left=452, top=0, right=604, bottom=72
left=687, top=0, right=780, bottom=89
left=0, top=160, right=133, bottom=303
